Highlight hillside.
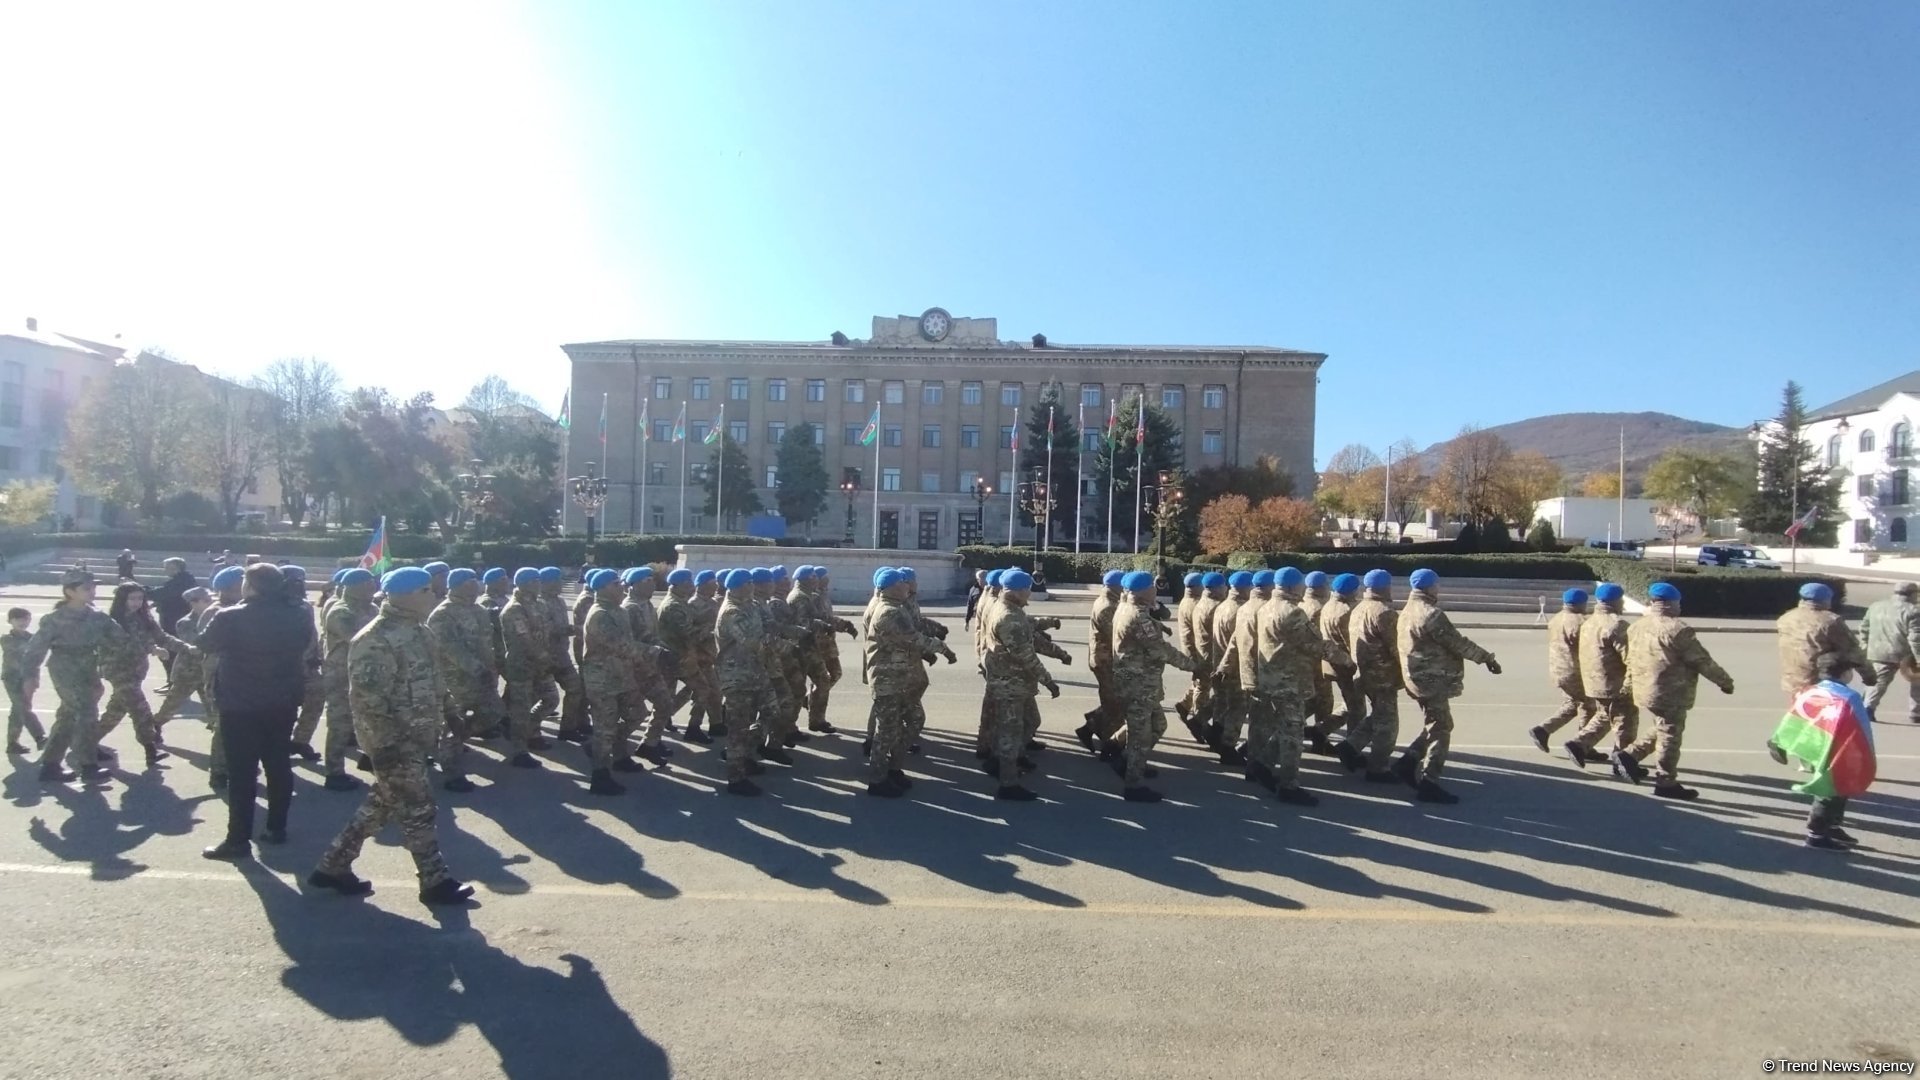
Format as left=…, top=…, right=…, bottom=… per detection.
left=1423, top=411, right=1748, bottom=484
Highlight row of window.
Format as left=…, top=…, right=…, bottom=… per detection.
left=647, top=376, right=1228, bottom=410
left=1855, top=468, right=1912, bottom=505
left=1826, top=422, right=1912, bottom=466
left=651, top=462, right=1131, bottom=497
left=1855, top=518, right=1911, bottom=544
left=642, top=418, right=1226, bottom=455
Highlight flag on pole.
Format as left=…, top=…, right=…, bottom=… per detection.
left=1009, top=418, right=1019, bottom=450
left=704, top=403, right=723, bottom=445
left=1134, top=393, right=1147, bottom=444
left=671, top=402, right=687, bottom=443
left=1784, top=504, right=1820, bottom=539
left=556, top=391, right=571, bottom=430
left=858, top=404, right=881, bottom=447
left=358, top=516, right=391, bottom=575
left=1105, top=398, right=1118, bottom=446
left=597, top=393, right=608, bottom=443
left=1047, top=406, right=1055, bottom=441
left=1772, top=681, right=1877, bottom=798
left=638, top=398, right=649, bottom=440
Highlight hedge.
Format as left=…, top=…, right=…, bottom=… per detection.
left=442, top=534, right=773, bottom=570
left=1589, top=557, right=1847, bottom=617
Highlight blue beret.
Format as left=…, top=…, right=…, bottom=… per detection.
left=340, top=568, right=375, bottom=587
left=1648, top=582, right=1681, bottom=603
left=794, top=566, right=817, bottom=581
left=616, top=567, right=643, bottom=586
left=330, top=568, right=348, bottom=584
left=382, top=567, right=432, bottom=596
left=212, top=566, right=245, bottom=590
left=874, top=568, right=904, bottom=590
left=1304, top=571, right=1328, bottom=588
left=1003, top=569, right=1035, bottom=591
left=1331, top=573, right=1359, bottom=594
left=1594, top=582, right=1624, bottom=603
left=693, top=570, right=716, bottom=585
left=1228, top=571, right=1254, bottom=589
left=1253, top=570, right=1276, bottom=588
left=667, top=568, right=694, bottom=585
left=985, top=570, right=1004, bottom=587
left=774, top=566, right=791, bottom=581
left=750, top=567, right=773, bottom=584
left=280, top=564, right=307, bottom=581
left=1409, top=569, right=1439, bottom=590
left=1120, top=570, right=1154, bottom=592
left=513, top=567, right=540, bottom=587
left=1562, top=588, right=1589, bottom=606
left=586, top=569, right=617, bottom=591
left=1276, top=567, right=1305, bottom=589
left=1799, top=582, right=1833, bottom=604
left=482, top=568, right=507, bottom=584
left=1362, top=569, right=1392, bottom=590
left=1201, top=572, right=1226, bottom=588
left=423, top=562, right=451, bottom=577
left=898, top=566, right=916, bottom=582
left=1182, top=572, right=1202, bottom=587
left=722, top=569, right=752, bottom=591
left=538, top=567, right=562, bottom=582
left=1101, top=569, right=1125, bottom=587
left=446, top=568, right=477, bottom=588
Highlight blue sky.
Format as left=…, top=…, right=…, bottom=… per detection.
left=4, top=1, right=1915, bottom=465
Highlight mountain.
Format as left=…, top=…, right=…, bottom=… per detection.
left=1422, top=411, right=1748, bottom=484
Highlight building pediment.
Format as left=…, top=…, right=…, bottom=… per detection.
left=868, top=309, right=999, bottom=348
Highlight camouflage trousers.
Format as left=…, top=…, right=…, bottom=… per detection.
left=316, top=741, right=450, bottom=888
left=761, top=668, right=799, bottom=744
left=1323, top=671, right=1363, bottom=739
left=5, top=678, right=45, bottom=748
left=1624, top=707, right=1687, bottom=783
left=203, top=665, right=226, bottom=777
left=633, top=673, right=676, bottom=747
left=502, top=676, right=540, bottom=751
left=292, top=672, right=326, bottom=745
left=537, top=654, right=588, bottom=734
left=1404, top=696, right=1455, bottom=781
left=1088, top=664, right=1125, bottom=739
left=321, top=680, right=355, bottom=776
left=439, top=679, right=505, bottom=777
left=677, top=660, right=723, bottom=732
left=1248, top=691, right=1306, bottom=788
left=803, top=646, right=838, bottom=730
left=38, top=676, right=103, bottom=771
left=1865, top=662, right=1920, bottom=724
left=1343, top=685, right=1401, bottom=771
left=1212, top=683, right=1250, bottom=749
left=152, top=660, right=206, bottom=732
left=1539, top=693, right=1597, bottom=736
left=585, top=684, right=640, bottom=770
left=1308, top=674, right=1339, bottom=735
left=866, top=690, right=924, bottom=783
left=96, top=681, right=160, bottom=750
left=1571, top=696, right=1639, bottom=754
left=721, top=683, right=771, bottom=781
left=1120, top=698, right=1170, bottom=787
left=1181, top=669, right=1214, bottom=728
left=986, top=691, right=1030, bottom=787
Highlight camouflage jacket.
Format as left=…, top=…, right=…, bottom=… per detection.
left=1087, top=590, right=1119, bottom=669
left=347, top=601, right=444, bottom=752
left=1230, top=592, right=1264, bottom=691
left=1317, top=595, right=1358, bottom=677
left=1255, top=595, right=1319, bottom=697
left=1211, top=594, right=1244, bottom=665
left=1, top=628, right=29, bottom=684
left=498, top=592, right=548, bottom=681
left=972, top=591, right=998, bottom=661
left=1577, top=607, right=1630, bottom=699
left=716, top=597, right=770, bottom=691
left=323, top=598, right=378, bottom=687
left=689, top=593, right=721, bottom=641
left=1627, top=601, right=1732, bottom=715
left=983, top=599, right=1052, bottom=698
left=1862, top=596, right=1920, bottom=665
left=1302, top=592, right=1327, bottom=634
left=1190, top=595, right=1222, bottom=668
left=23, top=604, right=126, bottom=688
left=1112, top=595, right=1194, bottom=701
left=1347, top=594, right=1401, bottom=692
left=1397, top=591, right=1491, bottom=701
left=1546, top=606, right=1585, bottom=697
left=621, top=597, right=668, bottom=681
left=581, top=598, right=640, bottom=694
left=427, top=596, right=498, bottom=685
left=101, top=613, right=186, bottom=686
left=866, top=596, right=941, bottom=696
left=1776, top=602, right=1869, bottom=692
left=1175, top=594, right=1198, bottom=659
left=541, top=593, right=577, bottom=662
left=657, top=594, right=714, bottom=665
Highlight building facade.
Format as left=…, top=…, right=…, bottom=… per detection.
left=560, top=309, right=1324, bottom=550
left=1797, top=371, right=1920, bottom=550
left=0, top=319, right=118, bottom=526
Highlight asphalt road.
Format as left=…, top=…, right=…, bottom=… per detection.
left=3, top=589, right=1917, bottom=1080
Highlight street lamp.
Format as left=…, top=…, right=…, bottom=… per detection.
left=568, top=461, right=610, bottom=548
left=454, top=457, right=498, bottom=541
left=1018, top=469, right=1057, bottom=585
left=1147, top=469, right=1185, bottom=588
left=841, top=474, right=861, bottom=547
left=968, top=477, right=993, bottom=546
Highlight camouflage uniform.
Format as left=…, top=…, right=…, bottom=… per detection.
left=2, top=627, right=46, bottom=749
left=1776, top=600, right=1871, bottom=694
left=685, top=585, right=722, bottom=729
left=1317, top=592, right=1362, bottom=740
left=715, top=592, right=773, bottom=781
left=763, top=589, right=815, bottom=743
left=982, top=594, right=1057, bottom=787
left=622, top=592, right=676, bottom=748
left=1113, top=594, right=1196, bottom=786
left=1301, top=586, right=1340, bottom=736
left=427, top=593, right=505, bottom=779
left=1219, top=587, right=1266, bottom=751
left=537, top=586, right=589, bottom=737
left=96, top=612, right=186, bottom=753
left=153, top=610, right=210, bottom=734
left=1344, top=588, right=1402, bottom=771
left=1181, top=589, right=1222, bottom=731
left=498, top=589, right=548, bottom=752
left=1207, top=589, right=1246, bottom=750
left=1621, top=598, right=1734, bottom=783
left=865, top=595, right=947, bottom=783
left=1085, top=588, right=1123, bottom=740
left=1571, top=601, right=1637, bottom=753
left=1861, top=591, right=1920, bottom=723
left=802, top=581, right=854, bottom=730
left=291, top=598, right=327, bottom=747
left=1538, top=602, right=1596, bottom=737
left=581, top=596, right=643, bottom=770
left=314, top=599, right=455, bottom=889
left=1252, top=591, right=1317, bottom=788
left=198, top=598, right=236, bottom=778
left=658, top=589, right=721, bottom=735
left=26, top=602, right=128, bottom=773
left=1396, top=588, right=1493, bottom=782
left=320, top=595, right=379, bottom=777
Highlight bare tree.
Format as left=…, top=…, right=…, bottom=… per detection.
left=1317, top=443, right=1383, bottom=520
left=205, top=382, right=275, bottom=528
left=63, top=353, right=213, bottom=518
left=461, top=375, right=540, bottom=417
left=256, top=357, right=341, bottom=526
left=1433, top=425, right=1513, bottom=525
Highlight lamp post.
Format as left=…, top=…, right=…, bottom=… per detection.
left=841, top=475, right=860, bottom=547
left=969, top=477, right=993, bottom=547
left=454, top=458, right=498, bottom=542
left=568, top=461, right=610, bottom=549
left=1147, top=469, right=1185, bottom=588
left=1018, top=469, right=1057, bottom=587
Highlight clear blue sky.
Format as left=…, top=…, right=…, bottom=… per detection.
left=6, top=1, right=1916, bottom=466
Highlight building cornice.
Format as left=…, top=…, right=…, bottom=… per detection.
left=563, top=341, right=1326, bottom=371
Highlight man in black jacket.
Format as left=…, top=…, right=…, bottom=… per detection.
left=148, top=558, right=197, bottom=689
left=199, top=563, right=317, bottom=860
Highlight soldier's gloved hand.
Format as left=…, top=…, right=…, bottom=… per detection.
left=1059, top=654, right=1073, bottom=667
left=1485, top=658, right=1502, bottom=676
left=1860, top=667, right=1879, bottom=687
left=1046, top=682, right=1060, bottom=699
left=942, top=649, right=957, bottom=665
left=1720, top=680, right=1736, bottom=695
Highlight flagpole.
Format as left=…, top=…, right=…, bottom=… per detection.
left=1617, top=425, right=1625, bottom=546
left=1074, top=401, right=1084, bottom=554
left=871, top=405, right=881, bottom=548
left=638, top=408, right=648, bottom=537
left=678, top=402, right=688, bottom=533
left=1007, top=410, right=1018, bottom=547
left=716, top=403, right=726, bottom=535
left=1105, top=399, right=1116, bottom=553
left=560, top=391, right=572, bottom=536
left=1132, top=396, right=1145, bottom=554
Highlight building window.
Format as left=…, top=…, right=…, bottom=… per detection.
left=881, top=468, right=902, bottom=492
left=649, top=461, right=666, bottom=485
left=1, top=364, right=24, bottom=428
left=1855, top=519, right=1874, bottom=544
left=883, top=380, right=904, bottom=405
left=807, top=379, right=826, bottom=402
left=1161, top=386, right=1184, bottom=409
left=961, top=381, right=983, bottom=406
left=1894, top=468, right=1910, bottom=506
left=960, top=470, right=982, bottom=493
left=1893, top=423, right=1913, bottom=457
left=1082, top=431, right=1101, bottom=453
left=957, top=425, right=978, bottom=448
left=0, top=445, right=16, bottom=470
left=1202, top=385, right=1226, bottom=409
left=921, top=471, right=941, bottom=493
left=883, top=425, right=903, bottom=448
left=1000, top=425, right=1016, bottom=449
left=729, top=421, right=748, bottom=444
left=1827, top=435, right=1844, bottom=467
left=651, top=505, right=665, bottom=530
left=844, top=425, right=863, bottom=446
left=767, top=378, right=787, bottom=402
left=689, top=462, right=709, bottom=483
left=691, top=422, right=710, bottom=443
left=845, top=380, right=865, bottom=403
left=653, top=377, right=672, bottom=399
left=812, top=425, right=825, bottom=446
left=690, top=512, right=707, bottom=531
left=1861, top=429, right=1877, bottom=453
left=1859, top=474, right=1876, bottom=498
left=766, top=466, right=779, bottom=488
left=1081, top=383, right=1103, bottom=408
left=1202, top=429, right=1224, bottom=454
left=923, top=382, right=944, bottom=405
left=768, top=421, right=786, bottom=444
left=1083, top=476, right=1100, bottom=497
left=653, top=419, right=672, bottom=443
left=1000, top=383, right=1022, bottom=407
left=1895, top=517, right=1910, bottom=544
left=728, top=378, right=749, bottom=401
left=1120, top=383, right=1144, bottom=403
left=691, top=378, right=711, bottom=400
left=921, top=425, right=941, bottom=448
left=999, top=470, right=1014, bottom=493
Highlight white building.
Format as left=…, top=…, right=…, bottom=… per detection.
left=0, top=318, right=119, bottom=526
left=1532, top=496, right=1662, bottom=543
left=1796, top=371, right=1918, bottom=550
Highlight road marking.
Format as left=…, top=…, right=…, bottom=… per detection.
left=0, top=861, right=1913, bottom=940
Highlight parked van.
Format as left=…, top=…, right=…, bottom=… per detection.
left=1697, top=543, right=1780, bottom=570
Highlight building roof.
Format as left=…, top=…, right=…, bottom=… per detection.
left=1809, top=369, right=1920, bottom=421
left=567, top=336, right=1317, bottom=357
left=0, top=326, right=123, bottom=357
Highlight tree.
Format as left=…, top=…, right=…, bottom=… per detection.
left=203, top=381, right=274, bottom=528
left=63, top=354, right=212, bottom=518
left=455, top=376, right=560, bottom=537
left=700, top=435, right=761, bottom=528
left=1087, top=397, right=1183, bottom=551
left=1017, top=384, right=1081, bottom=541
left=774, top=422, right=829, bottom=528
left=1582, top=471, right=1622, bottom=498
left=1492, top=450, right=1563, bottom=525
left=1317, top=443, right=1382, bottom=517
left=1191, top=454, right=1296, bottom=513
left=1197, top=494, right=1318, bottom=555
left=301, top=388, right=456, bottom=531
left=1525, top=518, right=1558, bottom=551
left=1644, top=447, right=1751, bottom=535
left=1431, top=426, right=1512, bottom=525
left=1742, top=382, right=1843, bottom=544
left=255, top=357, right=341, bottom=526
left=1346, top=438, right=1427, bottom=534
left=0, top=480, right=57, bottom=529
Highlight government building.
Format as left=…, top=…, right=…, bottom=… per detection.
left=559, top=309, right=1325, bottom=550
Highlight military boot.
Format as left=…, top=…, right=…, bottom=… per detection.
left=588, top=769, right=626, bottom=796
left=1415, top=778, right=1458, bottom=804
left=420, top=879, right=476, bottom=906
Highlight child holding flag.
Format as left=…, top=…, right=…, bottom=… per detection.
left=1772, top=582, right=1876, bottom=849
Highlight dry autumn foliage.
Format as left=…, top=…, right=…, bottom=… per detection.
left=1198, top=494, right=1319, bottom=555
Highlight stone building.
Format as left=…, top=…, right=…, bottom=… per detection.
left=559, top=309, right=1324, bottom=550
left=1797, top=370, right=1920, bottom=550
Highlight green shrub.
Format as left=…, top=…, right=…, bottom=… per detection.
left=1525, top=518, right=1557, bottom=552
left=445, top=533, right=772, bottom=570
left=1592, top=558, right=1845, bottom=617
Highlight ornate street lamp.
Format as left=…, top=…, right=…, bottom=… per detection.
left=841, top=474, right=861, bottom=547
left=1147, top=469, right=1186, bottom=588
left=1018, top=469, right=1057, bottom=585
left=968, top=476, right=993, bottom=546
left=568, top=461, right=610, bottom=548
left=454, top=458, right=498, bottom=541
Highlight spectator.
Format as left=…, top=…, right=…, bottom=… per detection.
left=964, top=570, right=987, bottom=629
left=197, top=562, right=317, bottom=861
left=116, top=549, right=137, bottom=581
left=147, top=558, right=198, bottom=690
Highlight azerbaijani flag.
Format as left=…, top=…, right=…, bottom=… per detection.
left=1785, top=504, right=1820, bottom=540
left=1134, top=393, right=1146, bottom=445
left=1771, top=680, right=1877, bottom=798
left=638, top=397, right=648, bottom=440
left=557, top=390, right=571, bottom=430
left=358, top=516, right=391, bottom=575
left=858, top=404, right=881, bottom=446
left=1105, top=397, right=1118, bottom=446
left=704, top=403, right=723, bottom=445
left=597, top=393, right=608, bottom=450
left=671, top=402, right=687, bottom=443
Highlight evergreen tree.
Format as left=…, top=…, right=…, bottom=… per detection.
left=774, top=422, right=829, bottom=528
left=1525, top=518, right=1558, bottom=551
left=700, top=435, right=762, bottom=530
left=1742, top=382, right=1842, bottom=544
left=1087, top=396, right=1183, bottom=552
left=1016, top=384, right=1082, bottom=543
